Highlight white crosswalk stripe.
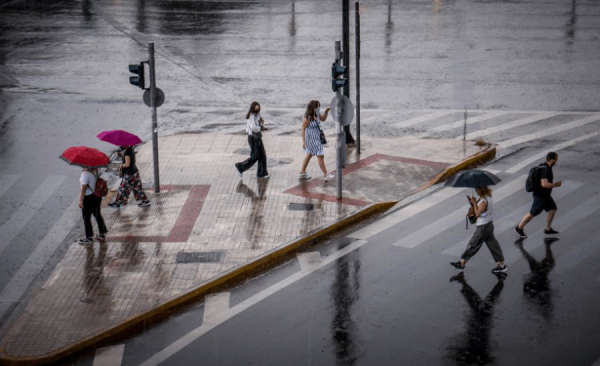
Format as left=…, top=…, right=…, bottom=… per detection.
left=463, top=112, right=561, bottom=140
left=498, top=114, right=600, bottom=149
left=430, top=111, right=510, bottom=133
left=393, top=110, right=456, bottom=129
left=0, top=175, right=66, bottom=256
left=554, top=234, right=600, bottom=275
left=393, top=174, right=526, bottom=248
left=506, top=129, right=600, bottom=174
left=93, top=345, right=125, bottom=366
left=0, top=174, right=21, bottom=198
left=441, top=180, right=581, bottom=258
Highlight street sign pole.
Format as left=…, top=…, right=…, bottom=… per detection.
left=148, top=41, right=160, bottom=193
left=342, top=0, right=355, bottom=145
left=335, top=41, right=345, bottom=200
left=355, top=1, right=361, bottom=155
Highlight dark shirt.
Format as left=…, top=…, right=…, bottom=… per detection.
left=122, top=147, right=138, bottom=176
left=535, top=162, right=553, bottom=198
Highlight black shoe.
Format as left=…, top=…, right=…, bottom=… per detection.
left=78, top=237, right=93, bottom=244
left=491, top=264, right=508, bottom=274
left=235, top=163, right=243, bottom=178
left=450, top=261, right=465, bottom=270
left=138, top=201, right=150, bottom=207
left=94, top=234, right=106, bottom=241
left=108, top=202, right=121, bottom=208
left=544, top=228, right=559, bottom=235
left=544, top=237, right=560, bottom=245
left=514, top=226, right=527, bottom=238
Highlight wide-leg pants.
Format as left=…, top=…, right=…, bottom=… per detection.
left=461, top=221, right=504, bottom=263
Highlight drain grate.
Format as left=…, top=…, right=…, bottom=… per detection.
left=176, top=251, right=223, bottom=264
left=287, top=203, right=314, bottom=211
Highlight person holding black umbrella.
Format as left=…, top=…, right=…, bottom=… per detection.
left=450, top=185, right=507, bottom=274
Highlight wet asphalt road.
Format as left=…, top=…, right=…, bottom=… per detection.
left=73, top=134, right=600, bottom=366
left=0, top=0, right=599, bottom=362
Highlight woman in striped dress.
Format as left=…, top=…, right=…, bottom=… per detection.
left=299, top=100, right=334, bottom=181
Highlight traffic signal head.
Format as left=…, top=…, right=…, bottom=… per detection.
left=331, top=62, right=347, bottom=92
left=129, top=63, right=145, bottom=89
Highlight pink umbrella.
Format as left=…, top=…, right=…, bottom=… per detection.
left=97, top=130, right=142, bottom=146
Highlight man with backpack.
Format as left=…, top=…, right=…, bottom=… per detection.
left=515, top=152, right=562, bottom=239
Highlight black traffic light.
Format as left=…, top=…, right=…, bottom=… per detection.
left=331, top=62, right=347, bottom=92
left=129, top=62, right=145, bottom=89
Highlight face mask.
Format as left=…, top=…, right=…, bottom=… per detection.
left=254, top=109, right=260, bottom=114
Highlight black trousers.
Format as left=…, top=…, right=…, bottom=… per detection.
left=237, top=135, right=268, bottom=177
left=82, top=194, right=108, bottom=238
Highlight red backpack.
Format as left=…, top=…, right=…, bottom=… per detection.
left=88, top=174, right=109, bottom=198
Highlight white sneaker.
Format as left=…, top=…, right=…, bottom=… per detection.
left=299, top=172, right=311, bottom=180
left=324, top=173, right=335, bottom=181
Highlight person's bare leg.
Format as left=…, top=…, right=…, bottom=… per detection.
left=300, top=154, right=312, bottom=173
left=518, top=213, right=533, bottom=229
left=546, top=209, right=556, bottom=230
left=317, top=156, right=328, bottom=176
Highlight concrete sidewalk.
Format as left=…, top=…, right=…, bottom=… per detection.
left=0, top=131, right=493, bottom=364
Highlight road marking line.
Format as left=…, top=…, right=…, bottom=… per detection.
left=498, top=114, right=600, bottom=149
left=506, top=129, right=600, bottom=174
left=0, top=175, right=66, bottom=256
left=393, top=175, right=526, bottom=248
left=463, top=112, right=561, bottom=140
left=393, top=110, right=456, bottom=129
left=93, top=344, right=125, bottom=366
left=441, top=181, right=580, bottom=257
left=297, top=252, right=323, bottom=272
left=0, top=174, right=20, bottom=198
left=204, top=293, right=231, bottom=325
left=554, top=234, right=600, bottom=275
left=139, top=240, right=368, bottom=366
left=503, top=193, right=600, bottom=265
left=430, top=111, right=510, bottom=132
left=348, top=187, right=467, bottom=240
left=0, top=198, right=80, bottom=317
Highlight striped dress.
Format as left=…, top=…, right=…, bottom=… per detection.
left=304, top=116, right=323, bottom=156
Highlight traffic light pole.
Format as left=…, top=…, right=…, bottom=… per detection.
left=148, top=42, right=160, bottom=193
left=355, top=2, right=361, bottom=155
left=342, top=0, right=355, bottom=146
left=335, top=41, right=344, bottom=200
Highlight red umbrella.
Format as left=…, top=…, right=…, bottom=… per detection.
left=59, top=146, right=110, bottom=169
left=97, top=130, right=142, bottom=146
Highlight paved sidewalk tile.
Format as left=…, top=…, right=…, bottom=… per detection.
left=0, top=132, right=484, bottom=359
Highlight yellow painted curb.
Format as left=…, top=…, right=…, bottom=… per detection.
left=0, top=201, right=396, bottom=366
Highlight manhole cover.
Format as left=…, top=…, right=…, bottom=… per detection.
left=176, top=251, right=223, bottom=263
left=287, top=203, right=314, bottom=211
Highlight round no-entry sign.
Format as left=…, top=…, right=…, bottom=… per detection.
left=143, top=88, right=165, bottom=108
left=330, top=95, right=354, bottom=126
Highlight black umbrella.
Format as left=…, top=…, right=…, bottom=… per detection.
left=444, top=169, right=501, bottom=188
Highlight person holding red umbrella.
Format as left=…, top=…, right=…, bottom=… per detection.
left=108, top=145, right=150, bottom=208
left=60, top=146, right=109, bottom=244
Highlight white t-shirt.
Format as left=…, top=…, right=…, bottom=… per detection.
left=80, top=170, right=97, bottom=196
left=246, top=113, right=262, bottom=135
left=476, top=197, right=493, bottom=226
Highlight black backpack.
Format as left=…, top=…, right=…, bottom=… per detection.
left=525, top=164, right=544, bottom=192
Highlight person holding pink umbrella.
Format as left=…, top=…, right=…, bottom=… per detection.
left=108, top=144, right=150, bottom=208
left=96, top=130, right=151, bottom=208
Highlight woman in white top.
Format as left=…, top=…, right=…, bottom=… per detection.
left=451, top=186, right=507, bottom=274
left=78, top=168, right=108, bottom=244
left=235, top=101, right=269, bottom=179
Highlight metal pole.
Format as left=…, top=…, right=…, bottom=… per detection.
left=148, top=41, right=160, bottom=192
left=335, top=41, right=343, bottom=200
left=355, top=2, right=361, bottom=155
left=342, top=0, right=355, bottom=145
